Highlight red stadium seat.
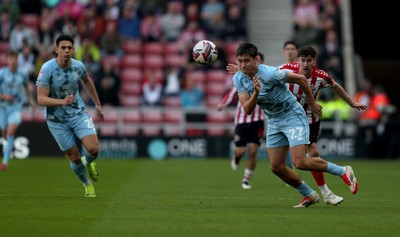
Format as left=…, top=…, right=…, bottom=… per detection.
left=20, top=14, right=40, bottom=29
left=141, top=108, right=163, bottom=136
left=186, top=129, right=205, bottom=136
left=121, top=68, right=143, bottom=83
left=163, top=109, right=183, bottom=123
left=163, top=96, right=181, bottom=107
left=120, top=82, right=142, bottom=96
left=0, top=54, right=7, bottom=67
left=226, top=126, right=235, bottom=136
left=205, top=96, right=222, bottom=108
left=143, top=42, right=164, bottom=55
left=206, top=70, right=228, bottom=83
left=121, top=54, right=142, bottom=68
left=225, top=109, right=236, bottom=123
left=205, top=111, right=229, bottom=136
left=185, top=70, right=206, bottom=86
left=120, top=96, right=140, bottom=107
left=205, top=82, right=228, bottom=96
left=101, top=55, right=121, bottom=69
left=122, top=110, right=141, bottom=123
left=95, top=108, right=119, bottom=136
left=98, top=124, right=118, bottom=137
left=33, top=110, right=46, bottom=122
left=22, top=109, right=33, bottom=122
left=143, top=68, right=164, bottom=82
left=122, top=40, right=142, bottom=54
left=120, top=124, right=140, bottom=136
left=224, top=41, right=243, bottom=64
left=121, top=110, right=141, bottom=136
left=141, top=108, right=163, bottom=123
left=166, top=54, right=184, bottom=69
left=224, top=41, right=242, bottom=56
left=206, top=127, right=226, bottom=136
left=0, top=42, right=10, bottom=53
left=103, top=108, right=119, bottom=123
left=163, top=110, right=182, bottom=135
left=164, top=42, right=182, bottom=55
left=86, top=107, right=97, bottom=120
left=227, top=54, right=237, bottom=65
left=143, top=55, right=164, bottom=69
left=206, top=111, right=229, bottom=123
left=164, top=126, right=183, bottom=136
left=142, top=126, right=163, bottom=136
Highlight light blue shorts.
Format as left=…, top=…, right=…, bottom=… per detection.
left=0, top=107, right=22, bottom=130
left=46, top=112, right=97, bottom=151
left=266, top=104, right=310, bottom=148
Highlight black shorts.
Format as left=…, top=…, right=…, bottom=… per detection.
left=309, top=121, right=321, bottom=144
left=234, top=121, right=265, bottom=147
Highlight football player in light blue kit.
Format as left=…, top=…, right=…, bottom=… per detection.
left=0, top=51, right=36, bottom=171
left=36, top=34, right=104, bottom=197
left=232, top=43, right=358, bottom=207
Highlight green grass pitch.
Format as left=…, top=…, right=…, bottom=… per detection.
left=0, top=157, right=399, bottom=237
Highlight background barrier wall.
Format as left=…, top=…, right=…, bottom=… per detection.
left=9, top=121, right=358, bottom=160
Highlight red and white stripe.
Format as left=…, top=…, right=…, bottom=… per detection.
left=280, top=63, right=335, bottom=123
left=219, top=87, right=264, bottom=125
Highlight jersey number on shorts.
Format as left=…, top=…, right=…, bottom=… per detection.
left=84, top=118, right=95, bottom=130
left=288, top=127, right=303, bottom=141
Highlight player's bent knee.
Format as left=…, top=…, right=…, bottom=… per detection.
left=86, top=145, right=99, bottom=157
left=270, top=166, right=284, bottom=176
left=292, top=158, right=307, bottom=170
left=309, top=153, right=320, bottom=158
left=67, top=153, right=82, bottom=163
left=65, top=147, right=81, bottom=163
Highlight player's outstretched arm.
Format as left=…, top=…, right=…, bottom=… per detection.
left=217, top=87, right=237, bottom=111
left=331, top=82, right=368, bottom=111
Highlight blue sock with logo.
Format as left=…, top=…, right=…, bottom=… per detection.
left=70, top=160, right=89, bottom=184
left=296, top=181, right=314, bottom=197
left=326, top=162, right=345, bottom=176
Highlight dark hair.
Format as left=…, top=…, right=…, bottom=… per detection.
left=283, top=41, right=299, bottom=50
left=257, top=52, right=264, bottom=62
left=6, top=50, right=18, bottom=58
left=56, top=34, right=74, bottom=46
left=298, top=45, right=317, bottom=58
left=236, top=43, right=258, bottom=58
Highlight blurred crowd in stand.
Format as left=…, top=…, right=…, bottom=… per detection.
left=352, top=81, right=399, bottom=159
left=292, top=0, right=343, bottom=97
left=290, top=0, right=399, bottom=159
left=0, top=0, right=246, bottom=108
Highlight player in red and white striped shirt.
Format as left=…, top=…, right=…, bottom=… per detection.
left=218, top=53, right=265, bottom=190
left=280, top=45, right=367, bottom=205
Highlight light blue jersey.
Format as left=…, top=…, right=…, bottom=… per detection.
left=36, top=58, right=87, bottom=122
left=0, top=67, right=28, bottom=110
left=36, top=58, right=96, bottom=151
left=233, top=64, right=297, bottom=118
left=232, top=64, right=309, bottom=148
left=0, top=67, right=28, bottom=128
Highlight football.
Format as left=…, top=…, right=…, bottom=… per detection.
left=192, top=40, right=218, bottom=65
